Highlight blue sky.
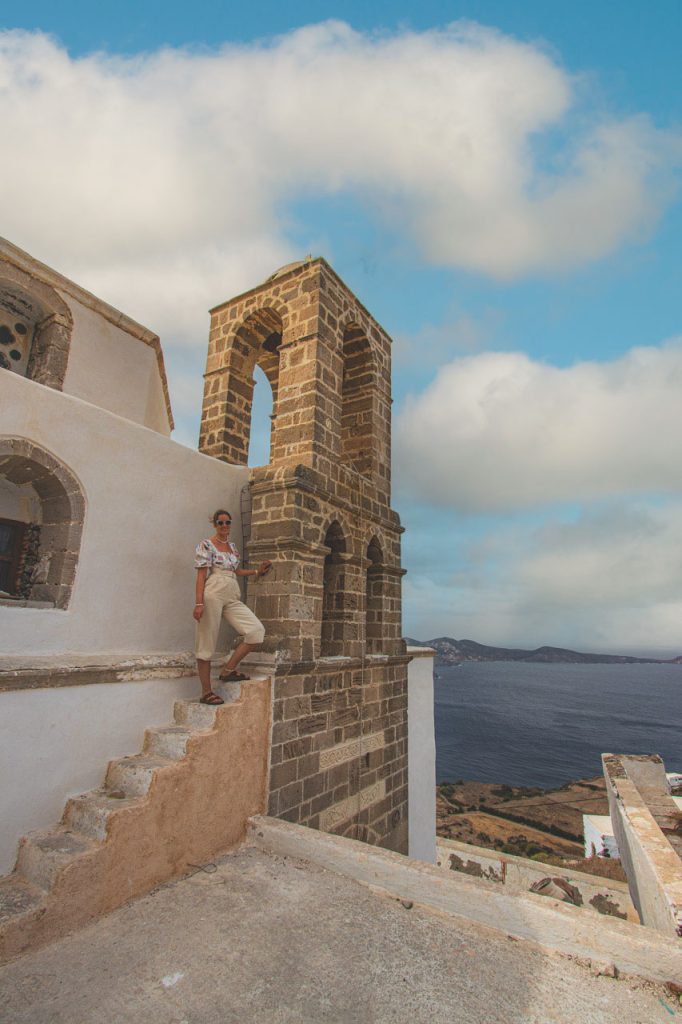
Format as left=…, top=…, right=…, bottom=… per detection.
left=2, top=1, right=681, bottom=653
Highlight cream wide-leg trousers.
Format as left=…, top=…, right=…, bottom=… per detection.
left=195, top=568, right=265, bottom=661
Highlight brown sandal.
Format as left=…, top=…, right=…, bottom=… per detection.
left=199, top=692, right=224, bottom=705
left=218, top=670, right=249, bottom=682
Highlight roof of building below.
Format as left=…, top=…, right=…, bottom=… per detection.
left=0, top=845, right=675, bottom=1023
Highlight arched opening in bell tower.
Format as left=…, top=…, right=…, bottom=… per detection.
left=365, top=536, right=384, bottom=654
left=341, top=324, right=375, bottom=478
left=230, top=307, right=282, bottom=466
left=247, top=364, right=274, bottom=467
left=321, top=519, right=347, bottom=657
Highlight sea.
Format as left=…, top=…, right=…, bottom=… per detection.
left=434, top=661, right=682, bottom=788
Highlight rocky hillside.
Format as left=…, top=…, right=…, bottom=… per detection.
left=407, top=636, right=679, bottom=665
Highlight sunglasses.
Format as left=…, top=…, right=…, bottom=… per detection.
left=216, top=519, right=232, bottom=526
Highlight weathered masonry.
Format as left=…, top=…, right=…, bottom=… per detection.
left=200, top=259, right=409, bottom=851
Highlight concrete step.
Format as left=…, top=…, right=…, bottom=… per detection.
left=16, top=829, right=95, bottom=892
left=0, top=875, right=43, bottom=926
left=63, top=789, right=139, bottom=841
left=105, top=754, right=172, bottom=798
left=144, top=725, right=193, bottom=760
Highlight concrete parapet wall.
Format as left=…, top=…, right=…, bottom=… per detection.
left=436, top=838, right=635, bottom=921
left=603, top=753, right=682, bottom=939
left=249, top=815, right=682, bottom=985
left=407, top=647, right=436, bottom=863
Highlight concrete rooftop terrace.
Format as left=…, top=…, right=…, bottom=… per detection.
left=1, top=842, right=679, bottom=1024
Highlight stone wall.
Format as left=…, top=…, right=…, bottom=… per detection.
left=199, top=259, right=391, bottom=501
left=200, top=258, right=408, bottom=851
left=268, top=656, right=409, bottom=852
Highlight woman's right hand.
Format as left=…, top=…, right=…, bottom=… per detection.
left=193, top=604, right=204, bottom=621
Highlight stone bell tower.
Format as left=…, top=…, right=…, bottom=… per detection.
left=199, top=258, right=408, bottom=852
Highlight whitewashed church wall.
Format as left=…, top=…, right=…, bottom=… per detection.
left=0, top=677, right=201, bottom=874
left=61, top=294, right=171, bottom=434
left=0, top=372, right=248, bottom=658
left=407, top=647, right=437, bottom=862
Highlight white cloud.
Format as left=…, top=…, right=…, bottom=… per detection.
left=395, top=339, right=682, bottom=512
left=393, top=307, right=504, bottom=367
left=0, top=21, right=678, bottom=351
left=404, top=500, right=682, bottom=656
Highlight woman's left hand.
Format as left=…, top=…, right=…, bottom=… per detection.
left=258, top=560, right=272, bottom=577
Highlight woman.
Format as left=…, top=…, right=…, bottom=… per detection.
left=193, top=509, right=271, bottom=705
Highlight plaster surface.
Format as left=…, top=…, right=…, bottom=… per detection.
left=0, top=372, right=249, bottom=658
left=0, top=845, right=675, bottom=1024
left=0, top=236, right=173, bottom=432
left=0, top=676, right=201, bottom=874
left=407, top=647, right=436, bottom=862
left=63, top=295, right=170, bottom=434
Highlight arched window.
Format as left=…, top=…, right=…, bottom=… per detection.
left=0, top=269, right=73, bottom=390
left=341, top=324, right=375, bottom=478
left=247, top=364, right=274, bottom=467
left=201, top=307, right=282, bottom=466
left=321, top=520, right=347, bottom=657
left=366, top=536, right=384, bottom=654
left=0, top=439, right=84, bottom=608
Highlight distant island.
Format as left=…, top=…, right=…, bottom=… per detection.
left=406, top=636, right=682, bottom=666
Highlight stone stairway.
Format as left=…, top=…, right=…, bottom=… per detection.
left=0, top=677, right=271, bottom=964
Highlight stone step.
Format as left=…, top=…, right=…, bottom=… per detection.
left=215, top=681, right=243, bottom=703
left=173, top=698, right=222, bottom=729
left=63, top=789, right=139, bottom=841
left=15, top=828, right=95, bottom=892
left=105, top=754, right=172, bottom=798
left=0, top=676, right=270, bottom=965
left=0, top=875, right=43, bottom=927
left=144, top=725, right=193, bottom=760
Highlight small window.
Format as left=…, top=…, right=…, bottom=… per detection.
left=0, top=517, right=25, bottom=596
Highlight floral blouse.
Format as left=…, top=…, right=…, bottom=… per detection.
left=194, top=538, right=241, bottom=572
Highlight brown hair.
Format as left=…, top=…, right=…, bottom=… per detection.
left=211, top=509, right=232, bottom=525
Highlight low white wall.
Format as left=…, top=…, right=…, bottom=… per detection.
left=407, top=647, right=436, bottom=863
left=436, top=837, right=635, bottom=920
left=0, top=677, right=200, bottom=874
left=0, top=372, right=249, bottom=659
left=251, top=815, right=682, bottom=985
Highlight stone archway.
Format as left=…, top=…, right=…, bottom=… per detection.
left=200, top=305, right=286, bottom=465
left=320, top=519, right=348, bottom=657
left=365, top=535, right=385, bottom=655
left=0, top=262, right=73, bottom=390
left=0, top=439, right=85, bottom=608
left=341, top=323, right=376, bottom=478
